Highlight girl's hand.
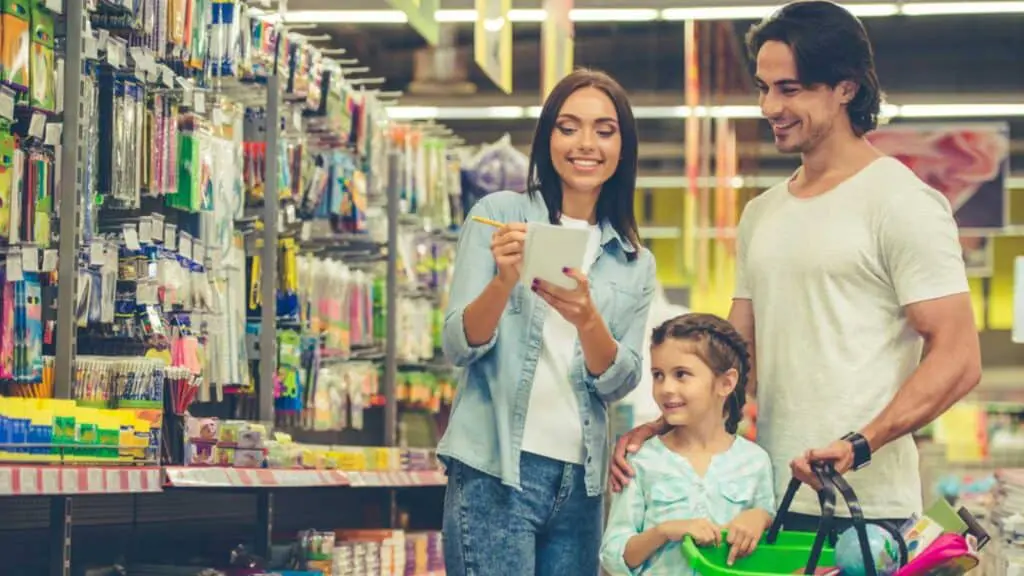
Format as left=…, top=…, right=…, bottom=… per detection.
left=724, top=509, right=772, bottom=566
left=490, top=223, right=527, bottom=288
left=658, top=519, right=721, bottom=547
left=532, top=268, right=598, bottom=329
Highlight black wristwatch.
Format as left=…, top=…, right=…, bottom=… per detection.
left=842, top=432, right=872, bottom=470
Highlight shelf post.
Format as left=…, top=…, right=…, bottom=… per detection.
left=383, top=150, right=400, bottom=447
left=54, top=0, right=85, bottom=400
left=49, top=496, right=71, bottom=576
left=258, top=73, right=281, bottom=424
left=255, top=492, right=274, bottom=559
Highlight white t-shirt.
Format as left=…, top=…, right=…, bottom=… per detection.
left=735, top=157, right=969, bottom=519
left=521, top=216, right=602, bottom=464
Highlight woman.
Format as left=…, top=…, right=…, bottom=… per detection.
left=439, top=69, right=656, bottom=575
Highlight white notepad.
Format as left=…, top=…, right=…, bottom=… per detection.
left=520, top=222, right=591, bottom=290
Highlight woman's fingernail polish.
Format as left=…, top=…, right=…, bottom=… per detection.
left=532, top=278, right=539, bottom=287
left=562, top=267, right=570, bottom=273
left=531, top=285, right=538, bottom=292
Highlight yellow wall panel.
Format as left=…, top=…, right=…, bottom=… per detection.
left=988, top=235, right=1024, bottom=330
left=968, top=278, right=986, bottom=331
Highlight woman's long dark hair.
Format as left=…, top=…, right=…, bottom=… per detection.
left=526, top=69, right=641, bottom=260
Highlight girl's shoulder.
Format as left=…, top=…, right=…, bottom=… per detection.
left=729, top=436, right=773, bottom=468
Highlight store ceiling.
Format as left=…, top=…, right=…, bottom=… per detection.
left=288, top=6, right=1024, bottom=175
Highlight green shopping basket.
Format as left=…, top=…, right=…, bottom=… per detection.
left=680, top=463, right=909, bottom=576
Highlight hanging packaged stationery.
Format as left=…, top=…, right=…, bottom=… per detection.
left=26, top=147, right=52, bottom=247
left=275, top=329, right=302, bottom=413
left=2, top=0, right=30, bottom=92
left=0, top=268, right=13, bottom=379
left=209, top=0, right=238, bottom=78
left=170, top=111, right=202, bottom=212
left=15, top=272, right=42, bottom=383
left=188, top=0, right=209, bottom=71
left=149, top=93, right=163, bottom=195
left=80, top=68, right=99, bottom=242
left=97, top=73, right=124, bottom=206
left=0, top=122, right=14, bottom=240
left=28, top=0, right=54, bottom=112
left=16, top=147, right=35, bottom=244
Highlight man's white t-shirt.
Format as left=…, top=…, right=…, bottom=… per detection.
left=521, top=215, right=602, bottom=464
left=735, top=157, right=970, bottom=519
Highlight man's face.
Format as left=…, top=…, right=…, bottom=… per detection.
left=755, top=40, right=850, bottom=154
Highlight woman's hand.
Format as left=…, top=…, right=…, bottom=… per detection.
left=490, top=223, right=527, bottom=288
left=532, top=268, right=598, bottom=329
left=658, top=519, right=721, bottom=547
left=724, top=509, right=771, bottom=566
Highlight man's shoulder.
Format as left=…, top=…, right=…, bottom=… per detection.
left=860, top=157, right=953, bottom=212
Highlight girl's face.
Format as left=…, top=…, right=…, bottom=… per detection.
left=549, top=86, right=622, bottom=197
left=650, top=340, right=738, bottom=429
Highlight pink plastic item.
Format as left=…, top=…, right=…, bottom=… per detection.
left=895, top=533, right=979, bottom=576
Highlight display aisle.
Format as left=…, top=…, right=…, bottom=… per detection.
left=0, top=0, right=462, bottom=574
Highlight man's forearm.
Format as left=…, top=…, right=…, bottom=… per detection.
left=861, top=344, right=981, bottom=452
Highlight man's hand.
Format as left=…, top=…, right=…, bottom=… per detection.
left=725, top=509, right=771, bottom=566
left=790, top=439, right=855, bottom=489
left=658, top=519, right=722, bottom=547
left=609, top=419, right=665, bottom=492
left=789, top=451, right=824, bottom=490
left=807, top=439, right=855, bottom=475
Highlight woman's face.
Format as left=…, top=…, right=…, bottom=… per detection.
left=549, top=86, right=622, bottom=197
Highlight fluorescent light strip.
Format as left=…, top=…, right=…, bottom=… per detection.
left=900, top=1, right=1024, bottom=15
left=386, top=103, right=1024, bottom=121
left=283, top=2, right=1024, bottom=24
left=570, top=8, right=660, bottom=21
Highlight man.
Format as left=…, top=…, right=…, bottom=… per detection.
left=610, top=0, right=981, bottom=534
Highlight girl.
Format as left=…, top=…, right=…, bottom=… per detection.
left=438, top=69, right=656, bottom=575
left=600, top=313, right=776, bottom=575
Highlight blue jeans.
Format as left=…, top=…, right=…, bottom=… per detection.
left=443, top=453, right=603, bottom=576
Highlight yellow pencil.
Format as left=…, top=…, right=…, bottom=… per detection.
left=471, top=216, right=505, bottom=228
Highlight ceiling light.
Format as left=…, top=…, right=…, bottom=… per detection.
left=570, top=8, right=660, bottom=21
left=900, top=1, right=1024, bottom=15
left=660, top=3, right=899, bottom=21
left=280, top=3, right=1024, bottom=24
left=386, top=103, right=1024, bottom=121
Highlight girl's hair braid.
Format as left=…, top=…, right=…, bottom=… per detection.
left=650, top=313, right=752, bottom=434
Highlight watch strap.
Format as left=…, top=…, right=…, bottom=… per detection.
left=842, top=432, right=872, bottom=470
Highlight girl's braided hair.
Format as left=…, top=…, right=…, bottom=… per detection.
left=650, top=313, right=752, bottom=434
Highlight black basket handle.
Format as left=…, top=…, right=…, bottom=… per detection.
left=827, top=468, right=909, bottom=569
left=766, top=463, right=908, bottom=575
left=765, top=463, right=828, bottom=545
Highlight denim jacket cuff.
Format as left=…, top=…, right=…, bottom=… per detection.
left=442, top=305, right=498, bottom=367
left=583, top=343, right=638, bottom=403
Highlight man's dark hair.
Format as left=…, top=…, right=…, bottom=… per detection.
left=745, top=0, right=883, bottom=137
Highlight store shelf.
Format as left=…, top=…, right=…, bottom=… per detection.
left=165, top=466, right=446, bottom=489
left=0, top=465, right=163, bottom=496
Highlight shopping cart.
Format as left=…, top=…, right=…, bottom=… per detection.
left=681, top=462, right=910, bottom=576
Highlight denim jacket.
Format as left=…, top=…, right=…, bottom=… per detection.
left=438, top=190, right=656, bottom=497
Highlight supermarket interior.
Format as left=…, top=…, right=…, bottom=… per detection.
left=0, top=0, right=1020, bottom=574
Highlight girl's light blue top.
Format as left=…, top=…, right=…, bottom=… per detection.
left=600, top=436, right=776, bottom=575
